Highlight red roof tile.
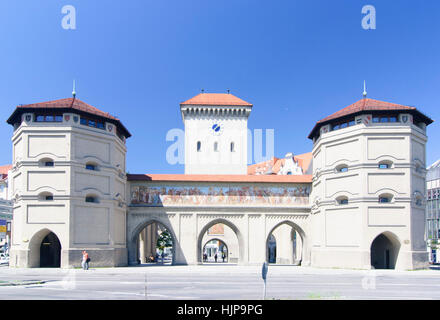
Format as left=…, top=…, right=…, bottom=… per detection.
left=317, top=98, right=414, bottom=123
left=127, top=174, right=312, bottom=184
left=7, top=98, right=131, bottom=137
left=308, top=98, right=433, bottom=139
left=14, top=98, right=118, bottom=120
left=180, top=93, right=252, bottom=107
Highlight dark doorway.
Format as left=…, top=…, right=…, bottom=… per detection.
left=40, top=232, right=61, bottom=268
left=267, top=234, right=276, bottom=263
left=370, top=233, right=400, bottom=269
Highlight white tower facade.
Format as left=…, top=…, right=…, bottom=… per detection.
left=309, top=98, right=433, bottom=270
left=7, top=98, right=131, bottom=268
left=180, top=93, right=252, bottom=175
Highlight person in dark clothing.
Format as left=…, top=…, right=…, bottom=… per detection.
left=214, top=253, right=218, bottom=263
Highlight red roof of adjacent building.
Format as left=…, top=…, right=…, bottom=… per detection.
left=247, top=152, right=313, bottom=175
left=0, top=165, right=12, bottom=175
left=308, top=98, right=433, bottom=139
left=127, top=174, right=312, bottom=184
left=7, top=97, right=131, bottom=137
left=180, top=93, right=252, bottom=107
left=0, top=165, right=12, bottom=179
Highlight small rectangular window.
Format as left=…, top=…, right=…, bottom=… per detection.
left=340, top=123, right=348, bottom=129
left=46, top=115, right=54, bottom=122
left=373, top=117, right=379, bottom=123
left=80, top=118, right=87, bottom=125
left=88, top=120, right=96, bottom=127
left=340, top=167, right=348, bottom=173
left=349, top=120, right=355, bottom=126
left=340, top=199, right=348, bottom=205
left=86, top=164, right=96, bottom=170
left=389, top=117, right=397, bottom=123
left=45, top=161, right=54, bottom=167
left=45, top=195, right=53, bottom=201
left=380, top=117, right=389, bottom=123
left=97, top=122, right=105, bottom=129
left=333, top=125, right=340, bottom=130
left=379, top=164, right=389, bottom=169
left=55, top=115, right=63, bottom=122
left=36, top=115, right=45, bottom=122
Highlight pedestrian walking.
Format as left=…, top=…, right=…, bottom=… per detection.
left=82, top=250, right=90, bottom=270
left=214, top=253, right=218, bottom=263
left=222, top=252, right=226, bottom=262
left=161, top=251, right=165, bottom=264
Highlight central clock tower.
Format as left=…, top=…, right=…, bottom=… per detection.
left=180, top=93, right=252, bottom=174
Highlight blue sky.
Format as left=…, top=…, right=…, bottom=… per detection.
left=0, top=0, right=439, bottom=173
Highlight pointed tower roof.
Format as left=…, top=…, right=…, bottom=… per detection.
left=7, top=97, right=131, bottom=138
left=308, top=98, right=433, bottom=140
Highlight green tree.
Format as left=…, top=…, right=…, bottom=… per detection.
left=157, top=230, right=173, bottom=252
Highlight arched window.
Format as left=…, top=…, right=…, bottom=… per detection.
left=336, top=164, right=348, bottom=173
left=230, top=142, right=235, bottom=152
left=39, top=158, right=54, bottom=167
left=379, top=193, right=393, bottom=203
left=85, top=195, right=99, bottom=203
left=197, top=141, right=201, bottom=152
left=336, top=196, right=349, bottom=205
left=214, top=142, right=218, bottom=152
left=378, top=160, right=393, bottom=169
left=38, top=192, right=54, bottom=201
left=85, top=162, right=98, bottom=171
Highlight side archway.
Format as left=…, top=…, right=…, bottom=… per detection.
left=128, top=219, right=177, bottom=265
left=265, top=220, right=308, bottom=266
left=370, top=231, right=401, bottom=269
left=28, top=228, right=62, bottom=268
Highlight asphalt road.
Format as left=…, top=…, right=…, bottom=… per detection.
left=0, top=264, right=440, bottom=300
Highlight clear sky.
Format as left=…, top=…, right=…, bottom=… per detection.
left=0, top=0, right=439, bottom=173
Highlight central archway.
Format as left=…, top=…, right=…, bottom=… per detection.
left=197, top=219, right=244, bottom=264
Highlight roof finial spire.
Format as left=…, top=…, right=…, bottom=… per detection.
left=227, top=88, right=230, bottom=94
left=72, top=80, right=76, bottom=98
left=362, top=80, right=367, bottom=99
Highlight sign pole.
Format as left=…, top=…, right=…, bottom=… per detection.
left=262, top=261, right=268, bottom=300
left=263, top=278, right=266, bottom=300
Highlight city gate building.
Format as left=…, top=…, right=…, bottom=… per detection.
left=5, top=91, right=433, bottom=270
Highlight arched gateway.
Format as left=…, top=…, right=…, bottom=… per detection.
left=127, top=175, right=312, bottom=266
left=7, top=92, right=432, bottom=270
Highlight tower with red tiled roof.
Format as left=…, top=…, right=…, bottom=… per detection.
left=309, top=97, right=433, bottom=270
left=6, top=97, right=131, bottom=268
left=180, top=92, right=252, bottom=174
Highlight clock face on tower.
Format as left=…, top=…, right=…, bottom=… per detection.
left=210, top=122, right=223, bottom=136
